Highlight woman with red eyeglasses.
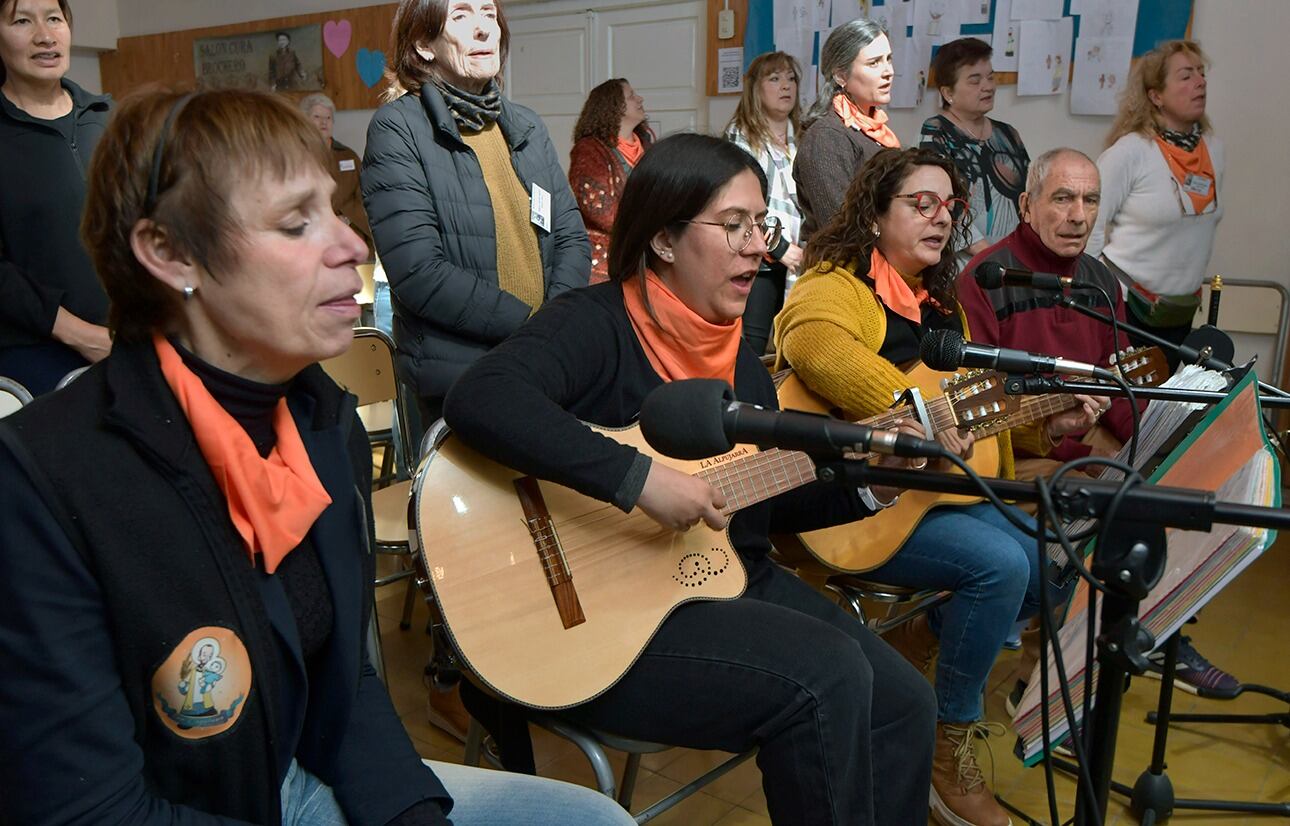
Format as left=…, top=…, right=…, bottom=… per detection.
left=774, top=147, right=1100, bottom=826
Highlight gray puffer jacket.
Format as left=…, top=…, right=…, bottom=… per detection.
left=362, top=83, right=590, bottom=403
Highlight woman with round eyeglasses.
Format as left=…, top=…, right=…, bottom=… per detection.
left=1088, top=40, right=1222, bottom=363
left=444, top=133, right=937, bottom=825
left=776, top=147, right=1098, bottom=826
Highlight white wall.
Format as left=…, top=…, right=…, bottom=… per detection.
left=113, top=0, right=391, bottom=38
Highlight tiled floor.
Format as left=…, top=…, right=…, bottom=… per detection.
left=374, top=534, right=1290, bottom=825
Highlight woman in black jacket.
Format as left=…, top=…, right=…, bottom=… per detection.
left=361, top=0, right=590, bottom=427
left=0, top=86, right=633, bottom=826
left=443, top=133, right=937, bottom=825
left=0, top=0, right=111, bottom=395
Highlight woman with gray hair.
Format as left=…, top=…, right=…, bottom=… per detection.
left=300, top=92, right=374, bottom=258
left=792, top=19, right=897, bottom=242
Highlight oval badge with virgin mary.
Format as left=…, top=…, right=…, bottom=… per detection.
left=152, top=626, right=252, bottom=740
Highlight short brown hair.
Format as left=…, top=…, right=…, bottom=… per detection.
left=0, top=0, right=73, bottom=86
left=806, top=147, right=971, bottom=313
left=1106, top=40, right=1210, bottom=147
left=929, top=37, right=993, bottom=109
left=82, top=87, right=332, bottom=342
left=385, top=0, right=511, bottom=101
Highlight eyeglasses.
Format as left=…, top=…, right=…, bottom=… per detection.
left=894, top=191, right=969, bottom=223
left=681, top=214, right=783, bottom=253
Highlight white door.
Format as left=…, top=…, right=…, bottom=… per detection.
left=504, top=11, right=594, bottom=170
left=593, top=1, right=706, bottom=139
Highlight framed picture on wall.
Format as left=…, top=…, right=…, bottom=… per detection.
left=194, top=23, right=325, bottom=93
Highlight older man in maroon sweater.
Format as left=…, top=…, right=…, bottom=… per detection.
left=957, top=147, right=1135, bottom=467
left=959, top=147, right=1241, bottom=702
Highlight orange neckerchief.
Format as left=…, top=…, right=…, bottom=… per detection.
left=869, top=247, right=928, bottom=325
left=617, top=134, right=645, bottom=167
left=154, top=335, right=332, bottom=574
left=833, top=95, right=900, bottom=148
left=622, top=269, right=742, bottom=386
left=1154, top=135, right=1216, bottom=214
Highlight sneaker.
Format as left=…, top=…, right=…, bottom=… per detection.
left=1144, top=635, right=1241, bottom=699
left=1002, top=620, right=1026, bottom=651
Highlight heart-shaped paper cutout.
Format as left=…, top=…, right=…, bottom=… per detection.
left=356, top=48, right=386, bottom=89
left=323, top=20, right=352, bottom=58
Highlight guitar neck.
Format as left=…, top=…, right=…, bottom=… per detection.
left=855, top=390, right=1077, bottom=441
left=697, top=448, right=820, bottom=515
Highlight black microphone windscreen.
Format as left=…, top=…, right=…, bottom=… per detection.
left=975, top=261, right=1006, bottom=289
left=920, top=329, right=966, bottom=372
left=639, top=379, right=736, bottom=460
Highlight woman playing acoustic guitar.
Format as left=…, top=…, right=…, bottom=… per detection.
left=444, top=133, right=937, bottom=825
left=775, top=147, right=1104, bottom=826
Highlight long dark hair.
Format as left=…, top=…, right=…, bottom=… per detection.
left=608, top=133, right=767, bottom=302
left=1, top=0, right=73, bottom=86
left=806, top=147, right=971, bottom=313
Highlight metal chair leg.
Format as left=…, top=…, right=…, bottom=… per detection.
left=399, top=567, right=418, bottom=630
left=618, top=753, right=642, bottom=809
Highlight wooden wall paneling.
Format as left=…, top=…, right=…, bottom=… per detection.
left=100, top=4, right=397, bottom=111
left=705, top=0, right=749, bottom=97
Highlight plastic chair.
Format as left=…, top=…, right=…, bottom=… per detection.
left=322, top=329, right=419, bottom=630
left=0, top=376, right=33, bottom=418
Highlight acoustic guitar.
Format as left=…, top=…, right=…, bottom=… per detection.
left=414, top=421, right=828, bottom=709
left=773, top=346, right=1167, bottom=574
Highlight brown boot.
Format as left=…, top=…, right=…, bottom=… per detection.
left=426, top=682, right=471, bottom=743
left=930, top=721, right=1012, bottom=826
left=883, top=613, right=939, bottom=676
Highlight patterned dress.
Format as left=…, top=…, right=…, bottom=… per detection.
left=919, top=115, right=1029, bottom=258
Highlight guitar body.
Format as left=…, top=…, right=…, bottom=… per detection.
left=776, top=364, right=1001, bottom=573
left=414, top=422, right=749, bottom=709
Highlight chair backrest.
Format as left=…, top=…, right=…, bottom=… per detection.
left=322, top=328, right=399, bottom=407
left=0, top=376, right=33, bottom=418
left=55, top=365, right=91, bottom=391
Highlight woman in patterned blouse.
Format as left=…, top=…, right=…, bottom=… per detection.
left=724, top=51, right=805, bottom=354
left=569, top=79, right=654, bottom=283
left=920, top=38, right=1029, bottom=265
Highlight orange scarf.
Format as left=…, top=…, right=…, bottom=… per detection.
left=868, top=248, right=927, bottom=325
left=154, top=335, right=332, bottom=574
left=833, top=94, right=900, bottom=148
left=1154, top=135, right=1216, bottom=214
left=621, top=270, right=742, bottom=386
left=617, top=134, right=645, bottom=167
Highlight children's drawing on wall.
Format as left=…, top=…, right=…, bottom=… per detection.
left=961, top=0, right=991, bottom=26
left=913, top=0, right=960, bottom=43
left=1016, top=16, right=1071, bottom=95
left=1010, top=0, right=1062, bottom=20
left=888, top=32, right=931, bottom=108
left=1071, top=34, right=1133, bottom=114
left=990, top=0, right=1019, bottom=71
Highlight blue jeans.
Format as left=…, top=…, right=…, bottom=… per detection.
left=867, top=501, right=1043, bottom=722
left=279, top=757, right=636, bottom=825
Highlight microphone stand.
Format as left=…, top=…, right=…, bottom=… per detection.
left=1002, top=374, right=1290, bottom=410
left=1054, top=294, right=1290, bottom=400
left=811, top=459, right=1290, bottom=826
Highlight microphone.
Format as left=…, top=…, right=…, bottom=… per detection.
left=639, top=379, right=947, bottom=461
left=975, top=260, right=1088, bottom=291
left=920, top=329, right=1118, bottom=381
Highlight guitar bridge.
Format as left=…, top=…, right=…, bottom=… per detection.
left=514, top=476, right=586, bottom=629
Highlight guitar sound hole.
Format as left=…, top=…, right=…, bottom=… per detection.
left=673, top=549, right=731, bottom=587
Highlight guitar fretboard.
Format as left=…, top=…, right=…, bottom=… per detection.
left=695, top=448, right=819, bottom=514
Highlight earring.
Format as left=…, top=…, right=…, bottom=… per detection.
left=872, top=227, right=881, bottom=238
left=182, top=284, right=196, bottom=302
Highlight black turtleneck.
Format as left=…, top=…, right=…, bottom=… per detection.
left=173, top=341, right=334, bottom=661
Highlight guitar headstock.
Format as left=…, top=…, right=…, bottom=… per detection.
left=942, top=370, right=1021, bottom=431
left=1111, top=346, right=1169, bottom=388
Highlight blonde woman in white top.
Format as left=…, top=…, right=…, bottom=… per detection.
left=1087, top=40, right=1223, bottom=357
left=724, top=51, right=804, bottom=354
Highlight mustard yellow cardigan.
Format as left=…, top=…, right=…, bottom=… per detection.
left=773, top=261, right=1053, bottom=478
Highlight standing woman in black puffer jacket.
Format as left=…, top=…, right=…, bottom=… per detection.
left=0, top=0, right=112, bottom=395
left=361, top=0, right=590, bottom=430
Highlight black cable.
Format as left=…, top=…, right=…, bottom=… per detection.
left=1034, top=487, right=1061, bottom=825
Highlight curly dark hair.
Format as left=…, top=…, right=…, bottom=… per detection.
left=572, top=78, right=650, bottom=146
left=805, top=147, right=972, bottom=314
